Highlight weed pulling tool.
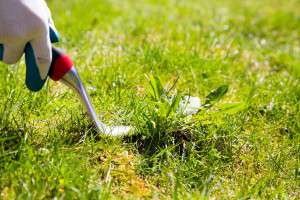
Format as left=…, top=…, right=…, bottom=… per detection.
left=46, top=48, right=200, bottom=136
left=28, top=46, right=132, bottom=136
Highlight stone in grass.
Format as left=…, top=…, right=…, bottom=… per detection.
left=178, top=96, right=202, bottom=116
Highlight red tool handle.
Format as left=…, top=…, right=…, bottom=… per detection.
left=49, top=46, right=74, bottom=81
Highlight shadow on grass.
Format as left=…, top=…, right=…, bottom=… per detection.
left=123, top=126, right=194, bottom=157
left=0, top=126, right=26, bottom=165
left=54, top=112, right=99, bottom=145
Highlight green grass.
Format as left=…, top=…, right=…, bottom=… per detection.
left=1, top=0, right=300, bottom=199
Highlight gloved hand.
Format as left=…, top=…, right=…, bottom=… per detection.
left=0, top=0, right=59, bottom=91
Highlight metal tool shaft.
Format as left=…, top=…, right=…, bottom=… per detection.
left=60, top=67, right=108, bottom=132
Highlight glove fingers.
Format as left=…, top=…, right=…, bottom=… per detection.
left=1, top=43, right=25, bottom=64
left=48, top=10, right=59, bottom=43
left=42, top=0, right=59, bottom=43
left=30, top=34, right=52, bottom=80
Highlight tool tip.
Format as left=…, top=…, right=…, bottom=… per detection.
left=99, top=125, right=133, bottom=137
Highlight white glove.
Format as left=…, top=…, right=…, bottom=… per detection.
left=0, top=0, right=59, bottom=91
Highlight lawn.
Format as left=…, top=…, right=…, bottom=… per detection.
left=0, top=0, right=299, bottom=199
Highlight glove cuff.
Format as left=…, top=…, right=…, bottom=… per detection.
left=25, top=43, right=47, bottom=92
left=0, top=44, right=3, bottom=60
left=50, top=27, right=59, bottom=43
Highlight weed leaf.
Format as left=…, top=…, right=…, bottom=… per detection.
left=148, top=75, right=164, bottom=101
left=166, top=94, right=182, bottom=118
left=204, top=85, right=229, bottom=107
left=218, top=102, right=247, bottom=114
